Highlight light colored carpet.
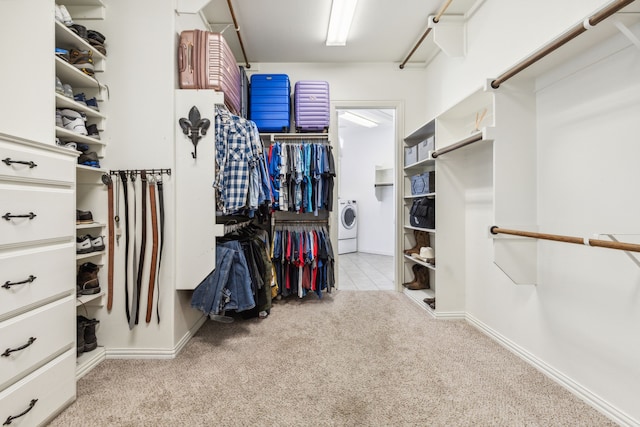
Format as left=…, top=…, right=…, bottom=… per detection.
left=49, top=291, right=614, bottom=426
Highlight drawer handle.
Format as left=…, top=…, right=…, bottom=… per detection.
left=2, top=212, right=37, bottom=221
left=2, top=337, right=37, bottom=357
left=2, top=157, right=37, bottom=169
left=3, top=399, right=38, bottom=425
left=2, top=275, right=37, bottom=289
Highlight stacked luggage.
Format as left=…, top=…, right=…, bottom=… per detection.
left=178, top=30, right=241, bottom=115
left=249, top=74, right=291, bottom=132
left=294, top=80, right=330, bottom=132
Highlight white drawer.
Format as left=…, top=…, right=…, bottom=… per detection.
left=0, top=296, right=74, bottom=391
left=0, top=349, right=75, bottom=427
left=0, top=243, right=75, bottom=321
left=0, top=185, right=74, bottom=247
left=0, top=138, right=75, bottom=185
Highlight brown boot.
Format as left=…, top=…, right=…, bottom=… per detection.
left=404, top=230, right=430, bottom=256
left=403, top=264, right=430, bottom=290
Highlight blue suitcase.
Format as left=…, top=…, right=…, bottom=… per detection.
left=249, top=74, right=290, bottom=132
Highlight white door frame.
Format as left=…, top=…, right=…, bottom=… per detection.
left=330, top=100, right=404, bottom=291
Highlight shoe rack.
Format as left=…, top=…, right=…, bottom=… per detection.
left=54, top=0, right=108, bottom=379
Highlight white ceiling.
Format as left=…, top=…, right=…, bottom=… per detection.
left=200, top=0, right=482, bottom=66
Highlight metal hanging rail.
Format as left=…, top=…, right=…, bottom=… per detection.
left=226, top=0, right=251, bottom=68
left=491, top=0, right=636, bottom=88
left=399, top=0, right=454, bottom=69
left=490, top=226, right=640, bottom=253
left=431, top=132, right=483, bottom=158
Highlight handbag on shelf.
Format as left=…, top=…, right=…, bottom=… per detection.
left=409, top=196, right=435, bottom=229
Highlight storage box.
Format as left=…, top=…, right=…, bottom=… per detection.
left=417, top=136, right=435, bottom=162
left=404, top=146, right=418, bottom=166
left=410, top=171, right=435, bottom=195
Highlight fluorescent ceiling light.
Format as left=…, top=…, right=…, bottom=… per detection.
left=326, top=0, right=358, bottom=46
left=340, top=111, right=378, bottom=128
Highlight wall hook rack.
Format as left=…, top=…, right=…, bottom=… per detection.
left=179, top=106, right=210, bottom=159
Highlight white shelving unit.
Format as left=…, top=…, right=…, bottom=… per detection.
left=55, top=1, right=108, bottom=380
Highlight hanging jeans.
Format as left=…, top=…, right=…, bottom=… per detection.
left=191, top=241, right=256, bottom=316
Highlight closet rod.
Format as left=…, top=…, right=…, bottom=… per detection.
left=399, top=0, right=454, bottom=69
left=262, top=134, right=329, bottom=141
left=274, top=220, right=329, bottom=225
left=490, top=0, right=635, bottom=88
left=226, top=0, right=250, bottom=68
left=431, top=133, right=483, bottom=158
left=490, top=226, right=640, bottom=253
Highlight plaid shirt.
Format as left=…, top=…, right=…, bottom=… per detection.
left=215, top=107, right=261, bottom=214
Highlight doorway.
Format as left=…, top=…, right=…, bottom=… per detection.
left=333, top=105, right=398, bottom=291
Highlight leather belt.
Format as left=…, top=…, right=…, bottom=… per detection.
left=146, top=176, right=159, bottom=323
left=129, top=172, right=138, bottom=330
left=156, top=175, right=165, bottom=323
left=133, top=170, right=148, bottom=325
left=118, top=171, right=131, bottom=323
left=102, top=174, right=114, bottom=311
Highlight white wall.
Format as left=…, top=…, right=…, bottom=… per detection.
left=425, top=0, right=640, bottom=424
left=338, top=120, right=395, bottom=255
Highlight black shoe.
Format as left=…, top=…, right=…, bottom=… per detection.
left=76, top=209, right=93, bottom=224
left=77, top=262, right=100, bottom=295
left=77, top=315, right=99, bottom=353
left=76, top=317, right=86, bottom=356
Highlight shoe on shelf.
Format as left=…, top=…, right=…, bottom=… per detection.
left=62, top=83, right=74, bottom=99
left=78, top=151, right=100, bottom=168
left=76, top=235, right=93, bottom=254
left=87, top=29, right=106, bottom=44
left=76, top=317, right=86, bottom=356
left=76, top=209, right=94, bottom=224
left=59, top=4, right=73, bottom=26
left=77, top=262, right=100, bottom=295
left=74, top=92, right=87, bottom=105
left=85, top=97, right=99, bottom=111
left=55, top=109, right=63, bottom=127
left=55, top=4, right=64, bottom=24
left=60, top=109, right=88, bottom=135
left=89, top=235, right=105, bottom=251
left=55, top=76, right=64, bottom=95
left=69, top=24, right=87, bottom=40
left=55, top=47, right=70, bottom=62
left=77, top=315, right=100, bottom=352
left=86, top=124, right=100, bottom=139
left=88, top=38, right=107, bottom=56
left=75, top=142, right=90, bottom=152
left=68, top=49, right=95, bottom=76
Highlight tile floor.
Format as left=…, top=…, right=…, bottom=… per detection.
left=338, top=252, right=395, bottom=291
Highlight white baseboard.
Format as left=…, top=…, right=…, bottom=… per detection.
left=466, top=312, right=638, bottom=427
left=105, top=315, right=207, bottom=360
left=434, top=310, right=465, bottom=320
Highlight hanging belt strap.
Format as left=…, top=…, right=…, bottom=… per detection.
left=156, top=175, right=165, bottom=323
left=133, top=170, right=147, bottom=326
left=146, top=176, right=159, bottom=323
left=118, top=171, right=131, bottom=323
left=102, top=174, right=115, bottom=311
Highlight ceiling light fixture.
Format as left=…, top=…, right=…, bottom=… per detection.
left=326, top=0, right=358, bottom=46
left=340, top=111, right=379, bottom=128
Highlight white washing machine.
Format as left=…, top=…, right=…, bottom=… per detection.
left=338, top=199, right=358, bottom=254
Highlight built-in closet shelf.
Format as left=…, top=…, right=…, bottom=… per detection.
left=76, top=222, right=106, bottom=230
left=55, top=57, right=100, bottom=89
left=76, top=250, right=105, bottom=261
left=404, top=254, right=436, bottom=271
left=404, top=225, right=436, bottom=233
left=56, top=127, right=103, bottom=144
left=55, top=94, right=105, bottom=119
left=76, top=164, right=107, bottom=173
left=59, top=0, right=106, bottom=8
left=404, top=193, right=435, bottom=199
left=76, top=346, right=106, bottom=380
left=55, top=21, right=106, bottom=62
left=374, top=166, right=393, bottom=187
left=403, top=288, right=436, bottom=317
left=76, top=291, right=104, bottom=307
left=404, top=157, right=435, bottom=170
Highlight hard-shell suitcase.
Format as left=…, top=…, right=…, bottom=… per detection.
left=249, top=74, right=290, bottom=132
left=294, top=80, right=330, bottom=132
left=178, top=30, right=241, bottom=115
left=240, top=66, right=249, bottom=118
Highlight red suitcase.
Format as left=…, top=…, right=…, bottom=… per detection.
left=178, top=30, right=241, bottom=115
